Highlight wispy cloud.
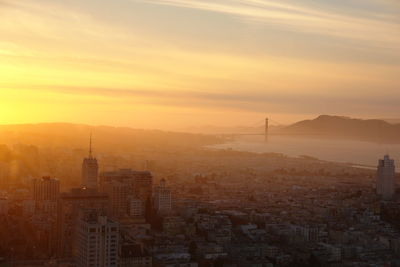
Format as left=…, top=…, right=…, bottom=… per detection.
left=5, top=84, right=400, bottom=116
left=137, top=0, right=400, bottom=50
left=1, top=0, right=399, bottom=126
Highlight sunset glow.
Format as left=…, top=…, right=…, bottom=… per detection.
left=1, top=0, right=399, bottom=128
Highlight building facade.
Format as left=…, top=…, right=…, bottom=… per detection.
left=119, top=244, right=152, bottom=267
left=82, top=135, right=99, bottom=189
left=75, top=209, right=119, bottom=267
left=128, top=197, right=144, bottom=220
left=82, top=156, right=99, bottom=190
left=154, top=179, right=172, bottom=215
left=99, top=169, right=153, bottom=216
left=57, top=188, right=109, bottom=258
left=377, top=155, right=396, bottom=200
left=32, top=176, right=60, bottom=201
left=101, top=180, right=133, bottom=219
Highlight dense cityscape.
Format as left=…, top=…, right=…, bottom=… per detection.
left=1, top=0, right=399, bottom=266
left=0, top=134, right=399, bottom=267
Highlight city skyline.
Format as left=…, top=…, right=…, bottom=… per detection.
left=0, top=125, right=399, bottom=265
left=1, top=1, right=400, bottom=265
left=0, top=0, right=399, bottom=129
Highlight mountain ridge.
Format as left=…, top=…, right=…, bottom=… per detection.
left=281, top=115, right=400, bottom=143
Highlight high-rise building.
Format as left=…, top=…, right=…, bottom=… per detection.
left=99, top=169, right=153, bottom=203
left=30, top=177, right=61, bottom=257
left=133, top=172, right=153, bottom=205
left=377, top=155, right=396, bottom=200
left=154, top=179, right=172, bottom=215
left=57, top=188, right=109, bottom=258
left=128, top=197, right=143, bottom=219
left=82, top=134, right=99, bottom=189
left=75, top=209, right=119, bottom=267
left=101, top=180, right=133, bottom=219
left=32, top=176, right=60, bottom=201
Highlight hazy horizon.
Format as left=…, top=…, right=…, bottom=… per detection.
left=1, top=114, right=400, bottom=132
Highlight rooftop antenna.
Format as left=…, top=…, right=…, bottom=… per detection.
left=89, top=132, right=93, bottom=158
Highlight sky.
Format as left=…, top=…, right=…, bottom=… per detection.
left=0, top=0, right=399, bottom=129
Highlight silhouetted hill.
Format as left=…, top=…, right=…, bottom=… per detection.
left=0, top=123, right=222, bottom=152
left=281, top=115, right=400, bottom=143
left=381, top=118, right=400, bottom=124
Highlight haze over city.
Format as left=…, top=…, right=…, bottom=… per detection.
left=1, top=0, right=399, bottom=129
left=2, top=1, right=400, bottom=267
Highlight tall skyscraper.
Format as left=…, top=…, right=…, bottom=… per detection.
left=101, top=180, right=133, bottom=219
left=99, top=169, right=153, bottom=222
left=377, top=155, right=396, bottom=200
left=132, top=171, right=153, bottom=204
left=75, top=209, right=119, bottom=267
left=99, top=169, right=153, bottom=203
left=57, top=188, right=109, bottom=258
left=32, top=176, right=60, bottom=227
left=32, top=176, right=60, bottom=201
left=154, top=178, right=172, bottom=215
left=128, top=197, right=144, bottom=220
left=82, top=134, right=99, bottom=189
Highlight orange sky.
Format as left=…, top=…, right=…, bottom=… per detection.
left=0, top=0, right=399, bottom=129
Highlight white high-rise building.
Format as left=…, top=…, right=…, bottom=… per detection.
left=75, top=210, right=119, bottom=267
left=154, top=179, right=172, bottom=215
left=377, top=155, right=396, bottom=200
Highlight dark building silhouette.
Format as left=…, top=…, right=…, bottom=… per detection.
left=99, top=169, right=153, bottom=221
left=32, top=176, right=60, bottom=202
left=99, top=169, right=153, bottom=203
left=57, top=188, right=109, bottom=258
left=81, top=134, right=99, bottom=189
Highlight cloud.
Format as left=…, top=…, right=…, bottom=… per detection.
left=6, top=84, right=400, bottom=116
left=136, top=0, right=400, bottom=51
left=1, top=0, right=399, bottom=125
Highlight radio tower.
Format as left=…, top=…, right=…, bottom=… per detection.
left=265, top=117, right=269, bottom=142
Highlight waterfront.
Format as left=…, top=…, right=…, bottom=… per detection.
left=211, top=135, right=400, bottom=166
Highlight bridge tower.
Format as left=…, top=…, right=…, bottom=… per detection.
left=265, top=117, right=269, bottom=142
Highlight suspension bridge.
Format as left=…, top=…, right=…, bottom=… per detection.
left=221, top=117, right=279, bottom=140
left=222, top=117, right=323, bottom=139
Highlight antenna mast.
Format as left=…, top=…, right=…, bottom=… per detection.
left=89, top=132, right=93, bottom=158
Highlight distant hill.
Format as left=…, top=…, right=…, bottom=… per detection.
left=381, top=118, right=400, bottom=124
left=281, top=115, right=400, bottom=143
left=0, top=123, right=222, bottom=152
